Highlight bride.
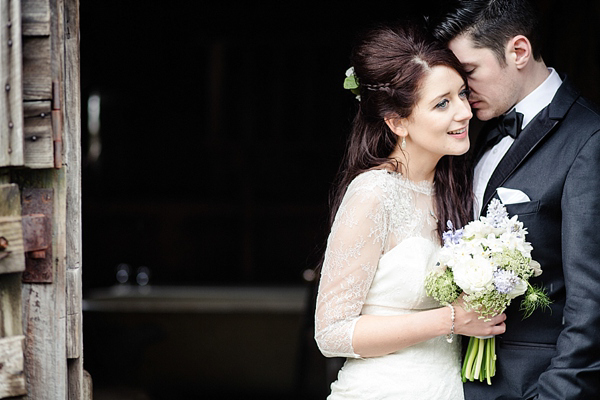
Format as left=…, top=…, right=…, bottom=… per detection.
left=314, top=22, right=506, bottom=399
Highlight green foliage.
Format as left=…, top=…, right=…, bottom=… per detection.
left=425, top=267, right=461, bottom=305
left=491, top=249, right=533, bottom=280
left=520, top=284, right=552, bottom=319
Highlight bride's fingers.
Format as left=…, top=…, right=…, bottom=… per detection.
left=491, top=321, right=506, bottom=335
left=491, top=313, right=507, bottom=325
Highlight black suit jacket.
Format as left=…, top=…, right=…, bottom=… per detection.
left=464, top=77, right=600, bottom=400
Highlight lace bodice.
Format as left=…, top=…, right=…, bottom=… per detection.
left=315, top=169, right=440, bottom=358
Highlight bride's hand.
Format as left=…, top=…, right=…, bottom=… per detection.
left=452, top=296, right=507, bottom=337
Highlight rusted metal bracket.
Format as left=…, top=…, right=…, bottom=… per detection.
left=21, top=188, right=53, bottom=283
left=52, top=81, right=63, bottom=169
left=0, top=236, right=10, bottom=261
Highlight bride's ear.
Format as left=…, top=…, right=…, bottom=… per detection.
left=384, top=115, right=407, bottom=138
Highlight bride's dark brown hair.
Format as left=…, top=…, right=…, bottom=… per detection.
left=330, top=21, right=474, bottom=244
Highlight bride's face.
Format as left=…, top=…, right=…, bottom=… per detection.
left=402, top=66, right=473, bottom=163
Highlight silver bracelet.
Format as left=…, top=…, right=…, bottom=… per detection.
left=446, top=304, right=455, bottom=343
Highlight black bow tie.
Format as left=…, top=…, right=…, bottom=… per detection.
left=485, top=109, right=524, bottom=148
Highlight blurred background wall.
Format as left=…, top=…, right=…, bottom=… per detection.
left=79, top=1, right=599, bottom=399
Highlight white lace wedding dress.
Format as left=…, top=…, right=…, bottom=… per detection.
left=315, top=169, right=464, bottom=399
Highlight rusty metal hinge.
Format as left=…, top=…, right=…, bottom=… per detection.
left=21, top=188, right=53, bottom=283
left=52, top=81, right=63, bottom=169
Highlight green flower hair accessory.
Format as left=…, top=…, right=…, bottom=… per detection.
left=343, top=67, right=360, bottom=101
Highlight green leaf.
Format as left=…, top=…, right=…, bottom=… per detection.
left=343, top=74, right=359, bottom=90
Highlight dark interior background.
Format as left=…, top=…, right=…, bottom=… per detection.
left=79, top=1, right=599, bottom=398
left=80, top=0, right=599, bottom=291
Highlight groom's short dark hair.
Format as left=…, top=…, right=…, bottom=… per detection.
left=432, top=0, right=543, bottom=65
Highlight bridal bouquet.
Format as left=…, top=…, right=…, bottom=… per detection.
left=425, top=199, right=551, bottom=385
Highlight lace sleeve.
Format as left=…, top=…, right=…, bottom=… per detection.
left=314, top=180, right=388, bottom=358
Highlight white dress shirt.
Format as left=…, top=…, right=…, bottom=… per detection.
left=473, top=68, right=563, bottom=216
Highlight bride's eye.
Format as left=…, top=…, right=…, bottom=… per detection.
left=436, top=99, right=449, bottom=109
left=459, top=89, right=471, bottom=99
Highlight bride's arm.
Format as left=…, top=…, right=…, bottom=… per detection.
left=353, top=303, right=506, bottom=358
left=314, top=182, right=389, bottom=358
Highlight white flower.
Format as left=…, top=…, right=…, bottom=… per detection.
left=506, top=215, right=528, bottom=236
left=441, top=240, right=480, bottom=269
left=453, top=255, right=495, bottom=294
left=345, top=67, right=355, bottom=77
left=463, top=219, right=494, bottom=239
left=498, top=231, right=533, bottom=257
left=481, top=233, right=505, bottom=253
left=530, top=260, right=543, bottom=277
left=507, top=278, right=528, bottom=299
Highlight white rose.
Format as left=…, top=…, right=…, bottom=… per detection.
left=453, top=255, right=495, bottom=294
left=507, top=278, right=528, bottom=299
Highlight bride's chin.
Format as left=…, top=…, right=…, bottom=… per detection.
left=451, top=143, right=470, bottom=156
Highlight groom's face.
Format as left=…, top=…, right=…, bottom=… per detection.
left=448, top=34, right=520, bottom=121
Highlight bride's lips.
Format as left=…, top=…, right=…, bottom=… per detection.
left=447, top=127, right=468, bottom=138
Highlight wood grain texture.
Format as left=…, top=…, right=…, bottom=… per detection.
left=21, top=0, right=50, bottom=36
left=22, top=38, right=52, bottom=101
left=23, top=101, right=54, bottom=168
left=0, top=335, right=26, bottom=398
left=0, top=0, right=24, bottom=167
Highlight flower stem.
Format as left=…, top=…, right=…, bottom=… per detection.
left=474, top=338, right=485, bottom=380
left=462, top=337, right=477, bottom=381
left=486, top=338, right=493, bottom=385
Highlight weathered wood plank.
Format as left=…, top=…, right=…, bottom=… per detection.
left=0, top=0, right=25, bottom=167
left=0, top=335, right=26, bottom=398
left=0, top=217, right=25, bottom=275
left=22, top=282, right=66, bottom=399
left=0, top=273, right=24, bottom=338
left=0, top=184, right=21, bottom=217
left=21, top=0, right=51, bottom=36
left=0, top=185, right=25, bottom=275
left=64, top=0, right=81, bottom=267
left=13, top=169, right=67, bottom=400
left=66, top=268, right=80, bottom=358
left=82, top=370, right=92, bottom=400
left=0, top=184, right=25, bottom=397
left=63, top=0, right=85, bottom=396
left=23, top=101, right=53, bottom=168
left=22, top=37, right=52, bottom=101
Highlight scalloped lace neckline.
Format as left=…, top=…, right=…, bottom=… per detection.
left=376, top=169, right=434, bottom=196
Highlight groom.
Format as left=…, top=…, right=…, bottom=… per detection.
left=433, top=1, right=600, bottom=399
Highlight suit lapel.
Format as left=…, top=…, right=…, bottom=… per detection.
left=481, top=107, right=557, bottom=213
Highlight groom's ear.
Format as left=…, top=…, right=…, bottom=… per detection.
left=508, top=35, right=532, bottom=70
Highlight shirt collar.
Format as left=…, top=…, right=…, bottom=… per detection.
left=513, top=68, right=562, bottom=129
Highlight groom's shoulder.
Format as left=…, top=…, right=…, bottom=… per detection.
left=566, top=95, right=600, bottom=135
left=575, top=95, right=600, bottom=122
left=554, top=78, right=600, bottom=127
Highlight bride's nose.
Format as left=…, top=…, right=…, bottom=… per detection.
left=456, top=99, right=473, bottom=122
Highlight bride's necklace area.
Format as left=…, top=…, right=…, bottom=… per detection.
left=429, top=209, right=439, bottom=223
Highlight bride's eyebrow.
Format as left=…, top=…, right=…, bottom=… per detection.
left=428, top=90, right=452, bottom=106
